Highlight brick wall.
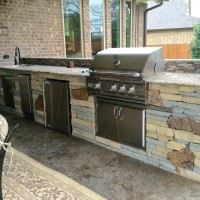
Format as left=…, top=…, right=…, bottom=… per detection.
left=132, top=2, right=146, bottom=47
left=0, top=0, right=146, bottom=62
left=147, top=29, right=193, bottom=45
left=0, top=0, right=65, bottom=64
left=147, top=30, right=194, bottom=59
left=104, top=0, right=112, bottom=49
left=81, top=0, right=92, bottom=58
left=137, top=3, right=146, bottom=47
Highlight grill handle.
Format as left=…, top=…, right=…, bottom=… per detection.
left=90, top=70, right=141, bottom=77
left=119, top=107, right=123, bottom=120
left=113, top=106, right=118, bottom=118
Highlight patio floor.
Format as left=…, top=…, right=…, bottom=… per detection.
left=3, top=110, right=200, bottom=200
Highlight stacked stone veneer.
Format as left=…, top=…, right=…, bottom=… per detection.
left=31, top=71, right=96, bottom=135
left=147, top=83, right=200, bottom=182
left=0, top=69, right=96, bottom=140
left=165, top=59, right=200, bottom=73
left=1, top=63, right=200, bottom=183
left=21, top=58, right=93, bottom=68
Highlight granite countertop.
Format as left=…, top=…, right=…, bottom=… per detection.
left=0, top=64, right=89, bottom=76
left=1, top=65, right=200, bottom=86
left=146, top=72, right=200, bottom=86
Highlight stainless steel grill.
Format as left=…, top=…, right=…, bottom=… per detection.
left=87, top=47, right=164, bottom=104
left=87, top=47, right=164, bottom=149
left=90, top=47, right=164, bottom=78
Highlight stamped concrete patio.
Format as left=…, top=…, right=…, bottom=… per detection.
left=3, top=110, right=200, bottom=200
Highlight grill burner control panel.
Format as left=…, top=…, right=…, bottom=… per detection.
left=87, top=78, right=147, bottom=103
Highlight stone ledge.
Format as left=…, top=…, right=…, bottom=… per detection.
left=175, top=130, right=200, bottom=143
left=183, top=96, right=200, bottom=104
left=146, top=131, right=158, bottom=139
left=160, top=93, right=183, bottom=101
left=73, top=127, right=95, bottom=140
left=194, top=158, right=200, bottom=168
left=147, top=118, right=168, bottom=127
left=72, top=117, right=95, bottom=128
left=179, top=85, right=195, bottom=92
left=152, top=149, right=167, bottom=158
left=178, top=167, right=200, bottom=182
left=146, top=123, right=157, bottom=132
left=157, top=133, right=173, bottom=143
left=71, top=99, right=94, bottom=109
left=193, top=151, right=200, bottom=159
left=167, top=141, right=186, bottom=150
left=95, top=136, right=121, bottom=150
left=159, top=85, right=180, bottom=94
left=157, top=126, right=174, bottom=137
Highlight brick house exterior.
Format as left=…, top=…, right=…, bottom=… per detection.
left=0, top=0, right=65, bottom=63
left=0, top=0, right=146, bottom=62
left=147, top=0, right=200, bottom=59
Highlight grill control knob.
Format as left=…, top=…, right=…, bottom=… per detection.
left=128, top=86, right=135, bottom=94
left=94, top=82, right=101, bottom=89
left=119, top=85, right=126, bottom=92
left=87, top=83, right=93, bottom=88
left=110, top=84, right=117, bottom=91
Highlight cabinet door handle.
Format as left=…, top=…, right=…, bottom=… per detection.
left=119, top=107, right=123, bottom=120
left=113, top=106, right=118, bottom=118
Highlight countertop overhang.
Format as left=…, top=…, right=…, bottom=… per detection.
left=146, top=72, right=200, bottom=86
left=0, top=64, right=89, bottom=76
left=1, top=65, right=200, bottom=86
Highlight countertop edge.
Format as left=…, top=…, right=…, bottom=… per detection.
left=0, top=65, right=90, bottom=77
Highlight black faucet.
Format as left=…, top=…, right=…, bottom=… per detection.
left=14, top=47, right=21, bottom=65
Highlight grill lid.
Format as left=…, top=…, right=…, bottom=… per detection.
left=90, top=47, right=164, bottom=78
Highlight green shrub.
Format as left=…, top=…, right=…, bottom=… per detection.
left=190, top=21, right=200, bottom=59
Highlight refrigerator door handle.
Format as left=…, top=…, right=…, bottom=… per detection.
left=43, top=81, right=52, bottom=128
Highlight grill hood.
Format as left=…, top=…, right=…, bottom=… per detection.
left=90, top=47, right=164, bottom=78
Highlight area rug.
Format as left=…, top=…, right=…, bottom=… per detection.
left=2, top=149, right=107, bottom=200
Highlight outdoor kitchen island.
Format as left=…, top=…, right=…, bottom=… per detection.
left=0, top=64, right=200, bottom=183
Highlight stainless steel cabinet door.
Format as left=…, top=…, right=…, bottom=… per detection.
left=43, top=80, right=71, bottom=134
left=96, top=99, right=118, bottom=140
left=118, top=104, right=145, bottom=148
left=18, top=75, right=34, bottom=118
left=1, top=76, right=15, bottom=108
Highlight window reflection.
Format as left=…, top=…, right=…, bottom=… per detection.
left=126, top=0, right=131, bottom=47
left=90, top=0, right=104, bottom=56
left=112, top=0, right=121, bottom=48
left=63, top=0, right=82, bottom=58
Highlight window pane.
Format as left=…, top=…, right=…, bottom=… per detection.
left=112, top=0, right=121, bottom=48
left=90, top=0, right=104, bottom=56
left=63, top=0, right=81, bottom=58
left=126, top=0, right=131, bottom=47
